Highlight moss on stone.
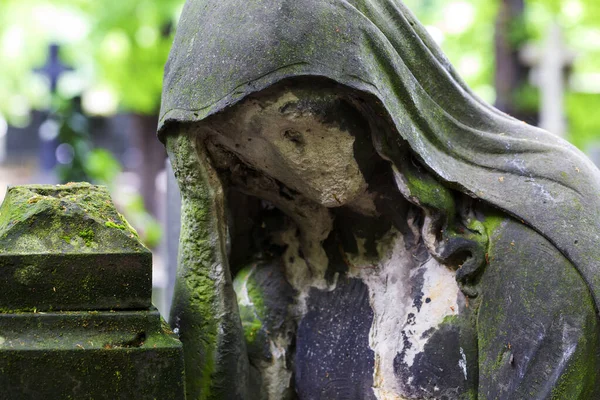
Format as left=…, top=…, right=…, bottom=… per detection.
left=167, top=134, right=221, bottom=400
left=0, top=183, right=146, bottom=255
left=0, top=309, right=184, bottom=399
left=78, top=228, right=95, bottom=247
left=551, top=343, right=594, bottom=399
left=233, top=264, right=269, bottom=354
left=479, top=213, right=505, bottom=239
left=441, top=314, right=459, bottom=325
left=13, top=264, right=43, bottom=286
left=105, top=221, right=126, bottom=230
left=477, top=217, right=600, bottom=396
left=459, top=389, right=478, bottom=400
left=403, top=166, right=455, bottom=215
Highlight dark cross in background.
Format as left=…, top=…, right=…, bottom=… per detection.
left=34, top=44, right=73, bottom=94
left=34, top=43, right=74, bottom=176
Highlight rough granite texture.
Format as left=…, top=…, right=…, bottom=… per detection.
left=0, top=309, right=185, bottom=400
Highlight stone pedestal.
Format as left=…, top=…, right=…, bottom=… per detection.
left=0, top=183, right=184, bottom=399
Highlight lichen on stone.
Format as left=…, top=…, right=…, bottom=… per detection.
left=0, top=183, right=145, bottom=255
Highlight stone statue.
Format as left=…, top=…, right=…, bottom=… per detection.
left=158, top=1, right=600, bottom=399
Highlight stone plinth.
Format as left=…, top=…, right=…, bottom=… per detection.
left=0, top=184, right=151, bottom=311
left=0, top=183, right=184, bottom=399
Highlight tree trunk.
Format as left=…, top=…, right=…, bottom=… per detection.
left=129, top=113, right=165, bottom=216
left=494, top=0, right=533, bottom=123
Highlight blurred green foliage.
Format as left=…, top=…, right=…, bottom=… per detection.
left=405, top=0, right=600, bottom=150
left=567, top=93, right=600, bottom=149
left=50, top=96, right=163, bottom=248
left=0, top=0, right=599, bottom=150
left=54, top=97, right=91, bottom=183
left=0, top=0, right=182, bottom=124
left=79, top=0, right=181, bottom=114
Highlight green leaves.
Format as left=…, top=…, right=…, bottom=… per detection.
left=85, top=149, right=122, bottom=183
left=85, top=0, right=181, bottom=114
left=0, top=0, right=182, bottom=122
left=1, top=0, right=600, bottom=150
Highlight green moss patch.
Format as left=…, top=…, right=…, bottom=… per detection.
left=0, top=183, right=145, bottom=255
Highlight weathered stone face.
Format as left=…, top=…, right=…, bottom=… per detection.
left=173, top=83, right=482, bottom=398
left=0, top=184, right=184, bottom=399
left=166, top=80, right=600, bottom=399
left=201, top=87, right=370, bottom=208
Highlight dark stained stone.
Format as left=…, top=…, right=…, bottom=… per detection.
left=0, top=184, right=184, bottom=399
left=0, top=309, right=184, bottom=400
left=295, top=277, right=376, bottom=400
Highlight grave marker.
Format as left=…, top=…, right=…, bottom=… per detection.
left=0, top=183, right=184, bottom=399
left=521, top=23, right=576, bottom=138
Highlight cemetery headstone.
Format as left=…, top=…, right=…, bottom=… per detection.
left=521, top=23, right=576, bottom=138
left=0, top=183, right=184, bottom=399
left=158, top=0, right=600, bottom=398
left=34, top=44, right=74, bottom=181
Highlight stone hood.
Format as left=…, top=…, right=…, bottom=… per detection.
left=158, top=0, right=600, bottom=311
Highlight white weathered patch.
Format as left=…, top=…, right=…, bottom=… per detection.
left=274, top=224, right=337, bottom=319
left=238, top=264, right=257, bottom=307
left=401, top=259, right=460, bottom=368
left=459, top=347, right=468, bottom=380
left=533, top=181, right=556, bottom=203
left=346, top=231, right=410, bottom=397
left=344, top=228, right=460, bottom=398
left=261, top=335, right=293, bottom=400
left=371, top=389, right=410, bottom=400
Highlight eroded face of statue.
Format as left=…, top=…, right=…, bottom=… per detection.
left=168, top=75, right=600, bottom=398
left=178, top=80, right=475, bottom=399
left=199, top=85, right=374, bottom=208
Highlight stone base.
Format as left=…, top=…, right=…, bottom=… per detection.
left=0, top=309, right=184, bottom=400
left=0, top=253, right=152, bottom=312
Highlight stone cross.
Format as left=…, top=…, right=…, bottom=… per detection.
left=34, top=44, right=73, bottom=94
left=521, top=23, right=576, bottom=138
left=34, top=44, right=75, bottom=178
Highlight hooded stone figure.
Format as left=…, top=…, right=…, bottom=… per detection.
left=158, top=0, right=600, bottom=399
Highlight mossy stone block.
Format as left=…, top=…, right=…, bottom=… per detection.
left=0, top=309, right=184, bottom=399
left=0, top=184, right=151, bottom=311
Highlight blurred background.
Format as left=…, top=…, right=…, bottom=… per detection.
left=0, top=0, right=598, bottom=318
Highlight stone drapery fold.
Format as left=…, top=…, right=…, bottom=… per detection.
left=158, top=0, right=600, bottom=312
